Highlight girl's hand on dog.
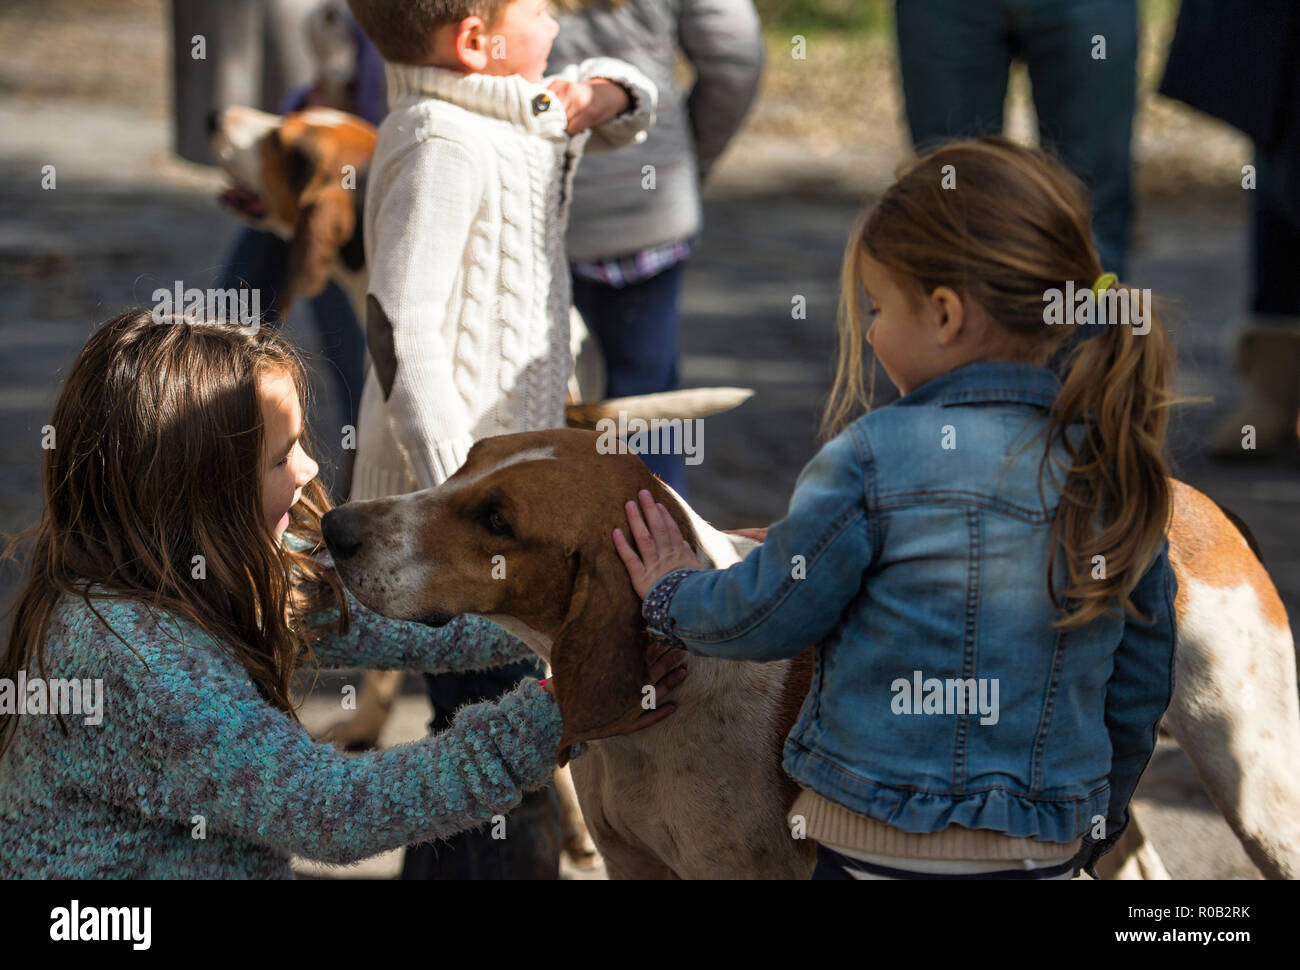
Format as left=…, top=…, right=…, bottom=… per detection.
left=613, top=488, right=708, bottom=600
left=621, top=641, right=687, bottom=733
left=546, top=78, right=630, bottom=136
left=542, top=641, right=687, bottom=734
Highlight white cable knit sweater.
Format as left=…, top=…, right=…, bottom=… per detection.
left=350, top=59, right=657, bottom=500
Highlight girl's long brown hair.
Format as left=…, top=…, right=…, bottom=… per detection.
left=0, top=310, right=350, bottom=758
left=821, top=136, right=1177, bottom=630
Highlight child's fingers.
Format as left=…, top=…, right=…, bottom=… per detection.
left=649, top=497, right=697, bottom=564
left=637, top=664, right=687, bottom=721
left=611, top=527, right=644, bottom=580
left=626, top=666, right=686, bottom=732
left=646, top=645, right=687, bottom=684
left=656, top=501, right=688, bottom=548
left=623, top=499, right=658, bottom=561
left=629, top=492, right=664, bottom=559
left=626, top=701, right=675, bottom=733
left=652, top=664, right=687, bottom=704
left=637, top=489, right=668, bottom=555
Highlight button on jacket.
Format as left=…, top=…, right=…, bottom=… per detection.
left=643, top=361, right=1177, bottom=844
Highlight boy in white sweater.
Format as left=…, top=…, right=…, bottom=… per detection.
left=341, top=0, right=656, bottom=879
left=346, top=0, right=657, bottom=498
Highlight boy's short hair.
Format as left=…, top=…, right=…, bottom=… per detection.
left=346, top=0, right=510, bottom=65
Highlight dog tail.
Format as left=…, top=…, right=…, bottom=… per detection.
left=565, top=387, right=754, bottom=430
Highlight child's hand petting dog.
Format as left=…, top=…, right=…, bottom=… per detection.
left=613, top=488, right=708, bottom=600
left=545, top=78, right=630, bottom=136
left=542, top=640, right=688, bottom=736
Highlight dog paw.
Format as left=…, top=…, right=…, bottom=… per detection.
left=562, top=825, right=601, bottom=869
left=320, top=717, right=382, bottom=753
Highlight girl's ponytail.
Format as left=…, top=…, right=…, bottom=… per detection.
left=826, top=137, right=1180, bottom=631
left=1044, top=282, right=1176, bottom=629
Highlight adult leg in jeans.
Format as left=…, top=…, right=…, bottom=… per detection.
left=570, top=262, right=689, bottom=498
left=306, top=280, right=367, bottom=500
left=895, top=0, right=1014, bottom=153
left=310, top=282, right=367, bottom=434
left=1209, top=150, right=1300, bottom=456
left=1019, top=0, right=1138, bottom=278
left=215, top=225, right=367, bottom=494
left=213, top=225, right=291, bottom=323
left=897, top=0, right=1135, bottom=277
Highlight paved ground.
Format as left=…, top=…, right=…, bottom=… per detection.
left=1, top=0, right=1294, bottom=880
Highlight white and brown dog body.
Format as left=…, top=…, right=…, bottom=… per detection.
left=323, top=428, right=1300, bottom=880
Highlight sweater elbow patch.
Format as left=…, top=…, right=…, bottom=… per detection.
left=365, top=294, right=398, bottom=400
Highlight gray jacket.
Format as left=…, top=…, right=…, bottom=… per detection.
left=170, top=0, right=318, bottom=165
left=547, top=0, right=764, bottom=260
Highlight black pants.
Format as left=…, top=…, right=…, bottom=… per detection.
left=400, top=659, right=563, bottom=880
left=1253, top=151, right=1300, bottom=316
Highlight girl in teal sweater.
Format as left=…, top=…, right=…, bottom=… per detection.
left=0, top=310, right=683, bottom=878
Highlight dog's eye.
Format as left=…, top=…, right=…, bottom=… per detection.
left=486, top=509, right=513, bottom=537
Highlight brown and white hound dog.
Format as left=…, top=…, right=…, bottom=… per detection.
left=210, top=105, right=376, bottom=320
left=321, top=428, right=1300, bottom=880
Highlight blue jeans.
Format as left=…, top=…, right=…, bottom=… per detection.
left=895, top=0, right=1138, bottom=277
left=214, top=225, right=367, bottom=460
left=570, top=261, right=689, bottom=499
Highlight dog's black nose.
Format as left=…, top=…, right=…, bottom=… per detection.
left=322, top=507, right=363, bottom=561
left=206, top=109, right=220, bottom=136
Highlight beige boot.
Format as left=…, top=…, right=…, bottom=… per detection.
left=1209, top=319, right=1300, bottom=458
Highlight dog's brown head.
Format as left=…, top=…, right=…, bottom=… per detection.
left=210, top=106, right=376, bottom=311
left=322, top=428, right=704, bottom=764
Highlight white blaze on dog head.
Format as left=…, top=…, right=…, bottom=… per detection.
left=322, top=428, right=710, bottom=763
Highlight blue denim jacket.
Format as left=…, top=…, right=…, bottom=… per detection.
left=643, top=361, right=1177, bottom=849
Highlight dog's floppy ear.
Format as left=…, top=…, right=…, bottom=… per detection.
left=551, top=539, right=651, bottom=766
left=286, top=188, right=355, bottom=308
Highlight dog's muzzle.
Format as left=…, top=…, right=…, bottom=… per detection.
left=321, top=506, right=363, bottom=561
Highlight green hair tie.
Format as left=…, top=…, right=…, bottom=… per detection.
left=1092, top=272, right=1118, bottom=295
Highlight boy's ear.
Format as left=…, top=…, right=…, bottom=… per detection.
left=451, top=16, right=490, bottom=72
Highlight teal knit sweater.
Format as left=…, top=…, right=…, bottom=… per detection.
left=0, top=535, right=566, bottom=878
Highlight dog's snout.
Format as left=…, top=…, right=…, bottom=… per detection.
left=322, top=507, right=364, bottom=561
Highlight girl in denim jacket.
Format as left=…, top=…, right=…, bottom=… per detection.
left=613, top=136, right=1179, bottom=880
